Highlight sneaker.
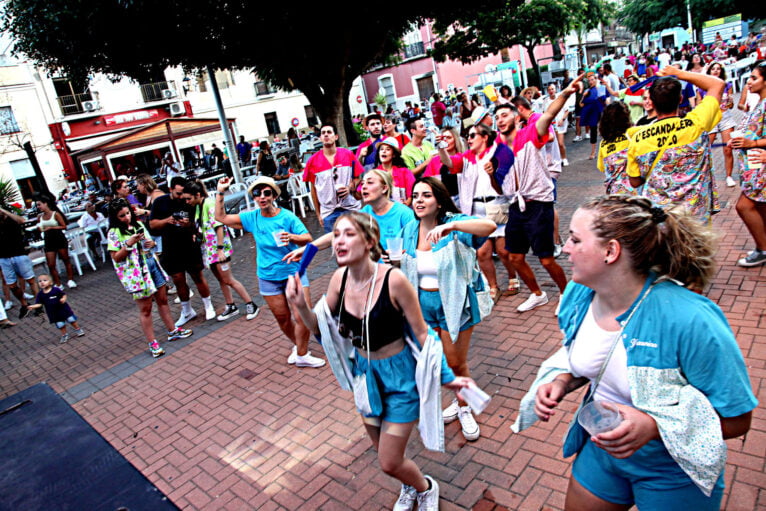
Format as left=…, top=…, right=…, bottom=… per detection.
left=4, top=300, right=12, bottom=310
left=507, top=278, right=520, bottom=296
left=23, top=292, right=34, bottom=300
left=295, top=352, right=326, bottom=368
left=217, top=304, right=239, bottom=321
left=166, top=285, right=177, bottom=295
left=59, top=333, right=70, bottom=344
left=393, top=484, right=418, bottom=511
left=443, top=399, right=459, bottom=424
left=205, top=306, right=216, bottom=321
left=66, top=280, right=77, bottom=289
left=562, top=158, right=569, bottom=167
left=738, top=249, right=766, bottom=267
left=726, top=176, right=736, bottom=187
left=517, top=291, right=549, bottom=312
left=416, top=476, right=440, bottom=511
left=175, top=309, right=197, bottom=327
left=73, top=328, right=85, bottom=337
left=553, top=243, right=563, bottom=258
left=287, top=345, right=298, bottom=364
left=555, top=299, right=561, bottom=317
left=173, top=290, right=193, bottom=304
left=167, top=327, right=193, bottom=341
left=573, top=135, right=582, bottom=142
left=149, top=340, right=165, bottom=358
left=245, top=302, right=259, bottom=321
left=18, top=305, right=30, bottom=319
left=458, top=406, right=480, bottom=441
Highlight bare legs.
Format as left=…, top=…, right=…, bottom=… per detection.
left=439, top=327, right=473, bottom=406
left=364, top=421, right=428, bottom=492
left=210, top=263, right=253, bottom=305
left=476, top=238, right=517, bottom=294
left=263, top=288, right=311, bottom=356
left=45, top=248, right=75, bottom=286
left=736, top=194, right=766, bottom=251
left=136, top=285, right=177, bottom=343
left=508, top=254, right=568, bottom=295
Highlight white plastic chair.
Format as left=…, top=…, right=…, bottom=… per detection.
left=67, top=228, right=97, bottom=275
left=287, top=175, right=313, bottom=217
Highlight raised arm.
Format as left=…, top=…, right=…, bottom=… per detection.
left=658, top=65, right=724, bottom=103
left=0, top=206, right=26, bottom=224
left=536, top=73, right=585, bottom=138
left=213, top=178, right=243, bottom=229
left=424, top=217, right=496, bottom=244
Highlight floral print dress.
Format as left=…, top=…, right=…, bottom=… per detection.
left=108, top=221, right=169, bottom=300
left=198, top=197, right=232, bottom=266
left=737, top=98, right=766, bottom=202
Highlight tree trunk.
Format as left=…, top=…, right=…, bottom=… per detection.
left=523, top=42, right=543, bottom=88
left=300, top=80, right=352, bottom=148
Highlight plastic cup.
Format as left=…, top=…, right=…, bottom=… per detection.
left=386, top=237, right=403, bottom=261
left=483, top=84, right=498, bottom=102
left=460, top=383, right=491, bottom=415
left=730, top=129, right=744, bottom=140
left=141, top=239, right=152, bottom=250
left=577, top=401, right=622, bottom=437
left=273, top=231, right=288, bottom=247
left=747, top=150, right=763, bottom=171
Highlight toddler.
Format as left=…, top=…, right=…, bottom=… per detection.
left=29, top=274, right=84, bottom=343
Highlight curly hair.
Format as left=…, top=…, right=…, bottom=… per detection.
left=599, top=102, right=632, bottom=143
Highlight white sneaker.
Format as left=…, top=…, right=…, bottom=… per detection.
left=517, top=291, right=549, bottom=312
left=174, top=290, right=193, bottom=304
left=416, top=476, right=440, bottom=511
left=555, top=299, right=561, bottom=317
left=295, top=352, right=326, bottom=368
left=553, top=244, right=563, bottom=258
left=443, top=399, right=459, bottom=424
left=4, top=300, right=12, bottom=311
left=205, top=306, right=216, bottom=321
left=573, top=136, right=582, bottom=142
left=458, top=406, right=480, bottom=441
left=175, top=309, right=197, bottom=327
left=166, top=286, right=177, bottom=295
left=726, top=176, right=736, bottom=187
left=393, top=484, right=418, bottom=511
left=287, top=346, right=298, bottom=364
left=562, top=158, right=569, bottom=166
left=66, top=280, right=77, bottom=289
left=23, top=292, right=34, bottom=300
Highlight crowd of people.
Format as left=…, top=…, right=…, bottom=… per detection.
left=1, top=40, right=763, bottom=508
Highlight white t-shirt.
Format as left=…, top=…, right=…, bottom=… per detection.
left=568, top=303, right=632, bottom=406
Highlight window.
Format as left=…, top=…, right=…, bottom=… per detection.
left=254, top=81, right=277, bottom=96
left=378, top=76, right=396, bottom=106
left=52, top=77, right=93, bottom=115
left=0, top=106, right=20, bottom=134
left=215, top=70, right=236, bottom=90
left=196, top=71, right=208, bottom=93
left=402, top=25, right=425, bottom=59
left=304, top=105, right=318, bottom=127
left=264, top=112, right=281, bottom=136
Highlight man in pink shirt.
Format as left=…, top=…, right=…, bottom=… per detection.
left=430, top=93, right=447, bottom=128
left=303, top=123, right=364, bottom=232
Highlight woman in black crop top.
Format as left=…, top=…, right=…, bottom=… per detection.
left=287, top=211, right=473, bottom=510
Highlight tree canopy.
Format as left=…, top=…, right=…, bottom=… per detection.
left=431, top=0, right=610, bottom=87
left=2, top=0, right=435, bottom=144
left=619, top=0, right=761, bottom=36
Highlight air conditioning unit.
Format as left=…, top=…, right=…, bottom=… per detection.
left=82, top=100, right=100, bottom=112
left=169, top=103, right=184, bottom=116
left=161, top=89, right=176, bottom=99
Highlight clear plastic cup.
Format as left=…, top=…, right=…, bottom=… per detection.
left=386, top=237, right=403, bottom=261
left=577, top=401, right=622, bottom=437
left=730, top=129, right=744, bottom=140
left=141, top=239, right=152, bottom=250
left=460, top=383, right=491, bottom=415
left=273, top=231, right=288, bottom=247
left=747, top=150, right=763, bottom=171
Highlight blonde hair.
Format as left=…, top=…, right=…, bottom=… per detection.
left=580, top=195, right=716, bottom=290
left=333, top=211, right=382, bottom=262
left=363, top=169, right=393, bottom=199
left=440, top=127, right=465, bottom=153
left=135, top=174, right=157, bottom=193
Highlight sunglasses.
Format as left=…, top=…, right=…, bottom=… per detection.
left=252, top=188, right=274, bottom=198
left=468, top=132, right=483, bottom=139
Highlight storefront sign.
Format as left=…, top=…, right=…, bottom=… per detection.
left=104, top=109, right=160, bottom=126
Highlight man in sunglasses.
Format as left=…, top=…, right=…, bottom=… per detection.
left=303, top=123, right=364, bottom=232
left=149, top=176, right=216, bottom=326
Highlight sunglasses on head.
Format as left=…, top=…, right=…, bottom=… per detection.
left=252, top=188, right=274, bottom=198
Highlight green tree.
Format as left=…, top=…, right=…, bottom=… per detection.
left=2, top=1, right=432, bottom=145
left=619, top=0, right=761, bottom=36
left=431, top=0, right=610, bottom=87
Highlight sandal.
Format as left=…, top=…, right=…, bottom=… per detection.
left=0, top=319, right=16, bottom=329
left=506, top=279, right=521, bottom=296
left=490, top=287, right=502, bottom=304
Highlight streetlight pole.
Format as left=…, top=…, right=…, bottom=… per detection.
left=206, top=65, right=243, bottom=184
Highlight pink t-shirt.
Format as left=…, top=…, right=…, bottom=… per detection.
left=424, top=153, right=462, bottom=177
left=384, top=166, right=416, bottom=202
left=504, top=113, right=555, bottom=202
left=303, top=148, right=364, bottom=218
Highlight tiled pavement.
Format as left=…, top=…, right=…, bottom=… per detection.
left=1, top=120, right=765, bottom=509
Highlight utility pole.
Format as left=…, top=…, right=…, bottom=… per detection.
left=206, top=65, right=243, bottom=184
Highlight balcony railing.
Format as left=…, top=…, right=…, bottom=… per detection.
left=403, top=42, right=426, bottom=60
left=56, top=93, right=95, bottom=115
left=140, top=81, right=178, bottom=103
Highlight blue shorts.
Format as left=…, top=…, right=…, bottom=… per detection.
left=322, top=208, right=345, bottom=233
left=572, top=438, right=724, bottom=510
left=353, top=345, right=419, bottom=423
left=259, top=274, right=309, bottom=296
left=55, top=315, right=78, bottom=329
left=146, top=256, right=167, bottom=289
left=552, top=177, right=558, bottom=202
left=419, top=288, right=479, bottom=333
left=505, top=201, right=555, bottom=258
left=0, top=256, right=35, bottom=283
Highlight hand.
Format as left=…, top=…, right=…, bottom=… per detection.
left=359, top=147, right=368, bottom=158
left=730, top=137, right=751, bottom=149
left=280, top=232, right=292, bottom=245
left=127, top=232, right=143, bottom=247
left=217, top=177, right=232, bottom=194
left=336, top=186, right=349, bottom=199
left=534, top=380, right=567, bottom=421
left=748, top=148, right=766, bottom=165
left=177, top=217, right=190, bottom=227
left=444, top=376, right=473, bottom=391
left=483, top=160, right=494, bottom=175
left=143, top=239, right=155, bottom=249
left=657, top=65, right=682, bottom=77
left=564, top=72, right=586, bottom=96
left=59, top=297, right=66, bottom=304
left=285, top=272, right=306, bottom=309
left=591, top=404, right=659, bottom=459
left=283, top=245, right=306, bottom=263
left=216, top=248, right=225, bottom=260
left=425, top=223, right=454, bottom=244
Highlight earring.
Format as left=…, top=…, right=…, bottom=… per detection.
left=604, top=259, right=609, bottom=264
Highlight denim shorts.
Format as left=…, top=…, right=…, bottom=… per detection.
left=55, top=315, right=78, bottom=329
left=146, top=256, right=167, bottom=289
left=572, top=437, right=724, bottom=510
left=0, top=255, right=35, bottom=283
left=258, top=274, right=309, bottom=296
left=353, top=345, right=419, bottom=423
left=419, top=288, right=479, bottom=333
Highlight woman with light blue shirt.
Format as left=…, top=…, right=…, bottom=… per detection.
left=399, top=177, right=496, bottom=441
left=214, top=176, right=325, bottom=368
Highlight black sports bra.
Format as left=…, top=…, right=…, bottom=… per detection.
left=337, top=268, right=406, bottom=351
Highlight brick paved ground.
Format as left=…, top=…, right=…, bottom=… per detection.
left=1, top=114, right=764, bottom=509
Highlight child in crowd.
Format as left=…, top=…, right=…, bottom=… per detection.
left=28, top=274, right=84, bottom=343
